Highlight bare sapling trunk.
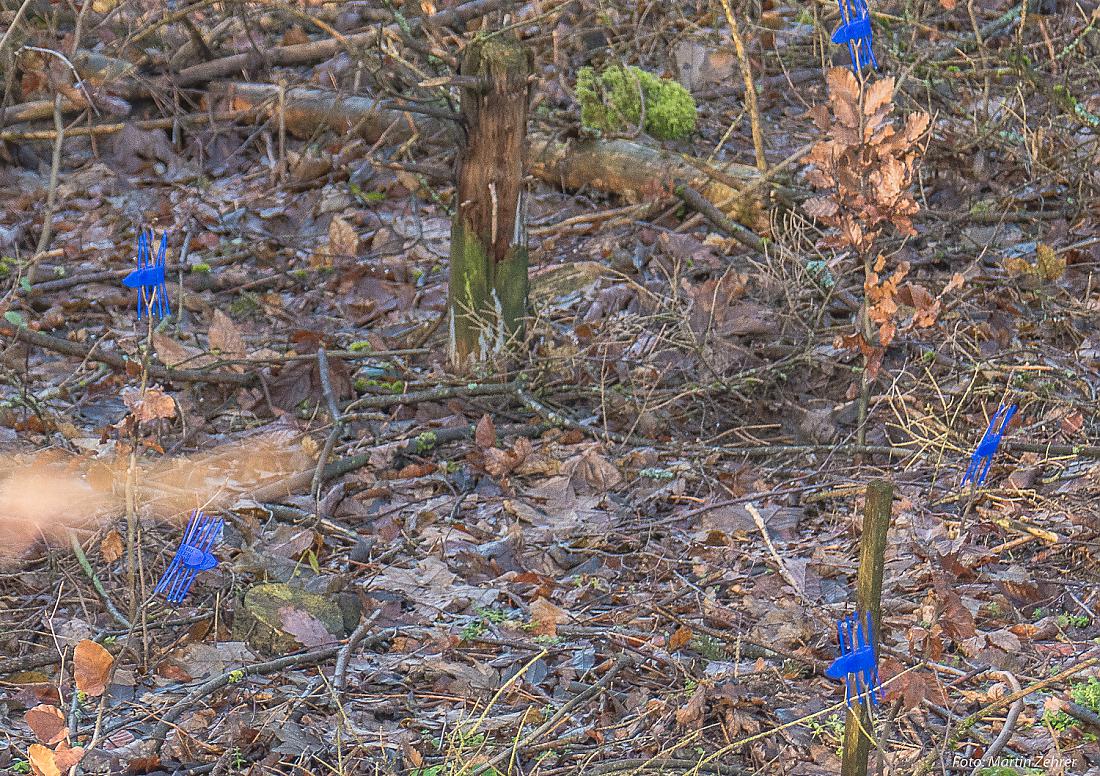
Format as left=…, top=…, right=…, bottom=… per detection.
left=447, top=34, right=532, bottom=372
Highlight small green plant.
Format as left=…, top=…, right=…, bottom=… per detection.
left=1056, top=613, right=1089, bottom=629
left=807, top=712, right=845, bottom=756
left=227, top=669, right=245, bottom=684
left=1043, top=676, right=1100, bottom=733
left=576, top=65, right=696, bottom=140
left=414, top=431, right=438, bottom=453
left=411, top=767, right=446, bottom=776
left=11, top=760, right=31, bottom=774
left=230, top=748, right=247, bottom=769
left=191, top=262, right=212, bottom=273
left=688, top=634, right=729, bottom=661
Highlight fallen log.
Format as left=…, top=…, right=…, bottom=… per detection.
left=217, top=83, right=766, bottom=227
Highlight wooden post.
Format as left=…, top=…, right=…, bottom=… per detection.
left=447, top=34, right=532, bottom=372
left=841, top=478, right=893, bottom=776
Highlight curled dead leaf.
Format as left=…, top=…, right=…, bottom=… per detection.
left=100, top=530, right=124, bottom=564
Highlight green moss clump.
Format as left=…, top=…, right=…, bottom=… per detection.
left=576, top=65, right=696, bottom=141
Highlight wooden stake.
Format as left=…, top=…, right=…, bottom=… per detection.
left=447, top=34, right=532, bottom=372
left=840, top=478, right=893, bottom=776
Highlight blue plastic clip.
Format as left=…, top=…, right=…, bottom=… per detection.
left=832, top=0, right=878, bottom=74
left=123, top=229, right=170, bottom=320
left=154, top=510, right=223, bottom=603
left=825, top=611, right=883, bottom=708
left=962, top=404, right=1017, bottom=487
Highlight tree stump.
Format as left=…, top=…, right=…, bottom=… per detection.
left=447, top=34, right=532, bottom=372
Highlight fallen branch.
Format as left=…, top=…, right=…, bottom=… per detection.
left=0, top=320, right=255, bottom=386
left=218, top=83, right=766, bottom=225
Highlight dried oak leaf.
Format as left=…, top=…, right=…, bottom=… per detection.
left=529, top=597, right=569, bottom=637
left=328, top=215, right=359, bottom=259
left=28, top=743, right=61, bottom=776
left=122, top=386, right=176, bottom=424
left=278, top=606, right=338, bottom=647
left=826, top=67, right=859, bottom=129
left=484, top=437, right=532, bottom=478
left=28, top=742, right=82, bottom=776
left=208, top=308, right=248, bottom=365
left=475, top=414, right=497, bottom=449
left=73, top=639, right=113, bottom=696
left=100, top=529, right=124, bottom=564
left=24, top=704, right=68, bottom=745
left=675, top=687, right=707, bottom=727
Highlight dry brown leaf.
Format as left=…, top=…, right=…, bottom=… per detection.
left=826, top=67, right=859, bottom=128
left=675, top=687, right=707, bottom=727
left=529, top=597, right=569, bottom=636
left=328, top=215, right=359, bottom=258
left=52, top=743, right=84, bottom=772
left=803, top=196, right=839, bottom=220
left=100, top=530, right=123, bottom=564
left=941, top=274, right=968, bottom=294
left=209, top=309, right=247, bottom=361
left=278, top=606, right=338, bottom=647
left=123, top=386, right=176, bottom=424
left=668, top=626, right=693, bottom=652
left=24, top=705, right=67, bottom=745
left=73, top=639, right=113, bottom=696
left=475, top=414, right=497, bottom=449
left=484, top=437, right=532, bottom=478
left=863, top=77, right=894, bottom=117
left=152, top=333, right=215, bottom=370
left=28, top=743, right=61, bottom=776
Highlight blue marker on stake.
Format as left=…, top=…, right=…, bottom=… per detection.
left=154, top=510, right=223, bottom=603
left=962, top=404, right=1017, bottom=487
left=826, top=611, right=884, bottom=708
left=123, top=229, right=171, bottom=320
left=832, top=0, right=878, bottom=74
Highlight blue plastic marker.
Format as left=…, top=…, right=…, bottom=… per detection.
left=123, top=229, right=170, bottom=319
left=832, top=0, right=878, bottom=74
left=962, top=404, right=1017, bottom=487
left=154, top=510, right=223, bottom=603
left=826, top=611, right=883, bottom=708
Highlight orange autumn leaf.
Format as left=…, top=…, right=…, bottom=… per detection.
left=73, top=640, right=113, bottom=696
left=100, top=530, right=124, bottom=564
left=28, top=744, right=60, bottom=776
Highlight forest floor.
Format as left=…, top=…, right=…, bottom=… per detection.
left=0, top=1, right=1099, bottom=775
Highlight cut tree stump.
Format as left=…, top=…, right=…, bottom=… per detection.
left=447, top=35, right=532, bottom=371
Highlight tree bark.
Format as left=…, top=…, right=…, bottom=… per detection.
left=447, top=35, right=532, bottom=372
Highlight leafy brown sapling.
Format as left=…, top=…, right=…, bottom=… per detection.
left=803, top=68, right=930, bottom=443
